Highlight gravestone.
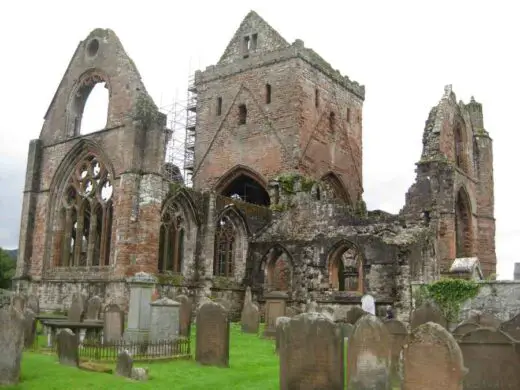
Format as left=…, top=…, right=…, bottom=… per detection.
left=0, top=306, right=25, bottom=386
left=339, top=322, right=354, bottom=339
left=115, top=350, right=133, bottom=378
left=131, top=367, right=149, bottom=381
left=86, top=295, right=102, bottom=320
left=275, top=316, right=291, bottom=353
left=57, top=329, right=79, bottom=367
left=463, top=310, right=500, bottom=329
left=149, top=297, right=180, bottom=341
left=196, top=302, right=230, bottom=367
left=459, top=328, right=520, bottom=389
left=346, top=306, right=366, bottom=325
left=361, top=294, right=376, bottom=315
left=26, top=294, right=39, bottom=314
left=11, top=294, right=25, bottom=312
left=279, top=312, right=344, bottom=390
left=23, top=308, right=37, bottom=349
left=68, top=292, right=86, bottom=322
left=383, top=319, right=408, bottom=385
left=410, top=301, right=448, bottom=330
left=176, top=294, right=193, bottom=338
left=125, top=272, right=157, bottom=342
left=402, top=322, right=466, bottom=390
left=499, top=313, right=520, bottom=339
left=240, top=287, right=260, bottom=334
left=452, top=322, right=479, bottom=339
left=347, top=314, right=392, bottom=390
left=214, top=298, right=231, bottom=312
left=263, top=291, right=288, bottom=337
left=103, top=303, right=124, bottom=343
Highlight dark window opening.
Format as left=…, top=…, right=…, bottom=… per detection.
left=216, top=97, right=222, bottom=116
left=266, top=84, right=271, bottom=104
left=315, top=88, right=319, bottom=108
left=243, top=36, right=250, bottom=58
left=251, top=33, right=258, bottom=50
left=239, top=104, right=247, bottom=125
left=221, top=174, right=270, bottom=206
left=329, top=112, right=336, bottom=131
left=346, top=107, right=351, bottom=123
left=214, top=216, right=235, bottom=277
left=423, top=210, right=431, bottom=225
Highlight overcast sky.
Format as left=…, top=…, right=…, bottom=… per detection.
left=0, top=0, right=518, bottom=278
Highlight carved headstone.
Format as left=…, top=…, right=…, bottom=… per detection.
left=195, top=302, right=230, bottom=367
left=149, top=297, right=180, bottom=341
left=383, top=319, right=408, bottom=385
left=347, top=314, right=392, bottom=389
left=57, top=329, right=79, bottom=367
left=68, top=292, right=86, bottom=322
left=240, top=287, right=260, bottom=334
left=361, top=294, right=376, bottom=315
left=0, top=307, right=25, bottom=386
left=85, top=295, right=102, bottom=320
left=103, top=304, right=124, bottom=343
left=459, top=328, right=520, bottom=389
left=346, top=306, right=366, bottom=325
left=402, top=322, right=466, bottom=390
left=176, top=294, right=193, bottom=338
left=452, top=322, right=480, bottom=339
left=279, top=312, right=344, bottom=390
left=26, top=294, right=39, bottom=314
left=115, top=350, right=133, bottom=378
left=410, top=301, right=448, bottom=330
left=275, top=316, right=291, bottom=353
left=263, top=291, right=288, bottom=337
left=499, top=313, right=520, bottom=339
left=23, top=308, right=37, bottom=349
left=11, top=294, right=25, bottom=313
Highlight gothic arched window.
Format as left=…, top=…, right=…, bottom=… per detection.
left=158, top=203, right=185, bottom=273
left=214, top=215, right=235, bottom=277
left=328, top=243, right=363, bottom=293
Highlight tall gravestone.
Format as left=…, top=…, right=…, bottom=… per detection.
left=263, top=291, right=288, bottom=338
left=279, top=312, right=344, bottom=390
left=11, top=294, right=25, bottom=313
left=68, top=292, right=86, bottom=322
left=0, top=307, right=25, bottom=386
left=26, top=294, right=39, bottom=314
left=175, top=294, right=193, bottom=338
left=103, top=303, right=124, bottom=343
left=383, top=319, right=408, bottom=385
left=196, top=302, right=230, bottom=367
left=275, top=316, right=291, bottom=354
left=459, top=328, right=520, bottom=389
left=149, top=297, right=180, bottom=341
left=361, top=294, right=376, bottom=315
left=240, top=287, right=260, bottom=334
left=23, top=308, right=37, bottom=349
left=403, top=322, right=466, bottom=390
left=346, top=306, right=366, bottom=325
left=85, top=295, right=102, bottom=320
left=347, top=314, right=392, bottom=390
left=410, top=301, right=448, bottom=330
left=115, top=350, right=133, bottom=378
left=57, top=329, right=79, bottom=367
left=125, top=272, right=157, bottom=342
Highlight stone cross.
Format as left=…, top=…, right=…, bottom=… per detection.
left=195, top=301, right=230, bottom=367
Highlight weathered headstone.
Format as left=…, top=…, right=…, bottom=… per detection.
left=68, top=292, right=86, bottom=322
left=26, top=294, right=39, bottom=314
left=263, top=291, right=288, bottom=337
left=410, top=301, right=448, bottom=330
left=383, top=319, right=408, bottom=385
left=125, top=272, right=157, bottom=342
left=499, top=313, right=520, bottom=339
left=23, top=308, right=37, bottom=349
left=347, top=314, right=392, bottom=389
left=339, top=322, right=354, bottom=339
left=103, top=303, right=124, bottom=343
left=214, top=298, right=231, bottom=312
left=402, top=322, right=466, bottom=390
left=115, top=350, right=133, bottom=378
left=346, top=306, right=366, bottom=325
left=176, top=294, right=193, bottom=338
left=463, top=310, right=500, bottom=329
left=361, top=294, right=376, bottom=315
left=0, top=307, right=25, bottom=386
left=459, top=328, right=520, bottom=389
left=149, top=297, right=180, bottom=341
left=195, top=302, right=230, bottom=367
left=86, top=295, right=102, bottom=320
left=452, top=322, right=480, bottom=339
left=57, top=329, right=79, bottom=367
left=11, top=294, right=25, bottom=313
left=275, top=316, right=291, bottom=353
left=279, top=313, right=344, bottom=390
left=240, top=287, right=260, bottom=334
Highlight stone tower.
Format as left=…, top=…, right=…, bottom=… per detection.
left=402, top=85, right=496, bottom=276
left=188, top=11, right=365, bottom=206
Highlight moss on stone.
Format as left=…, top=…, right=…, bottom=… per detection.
left=133, top=94, right=160, bottom=130
left=157, top=273, right=184, bottom=287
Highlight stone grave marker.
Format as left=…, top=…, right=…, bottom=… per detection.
left=402, top=322, right=466, bottom=390
left=263, top=291, right=288, bottom=337
left=347, top=314, right=392, bottom=389
left=383, top=319, right=408, bottom=385
left=240, top=287, right=260, bottom=334
left=0, top=306, right=25, bottom=386
left=115, top=350, right=133, bottom=378
left=279, top=312, right=344, bottom=390
left=11, top=294, right=25, bottom=312
left=361, top=294, right=376, bottom=315
left=339, top=322, right=354, bottom=339
left=346, top=306, right=366, bottom=325
left=499, top=313, right=520, bottom=340
left=86, top=295, right=102, bottom=320
left=149, top=297, right=180, bottom=341
left=125, top=272, right=157, bottom=342
left=23, top=308, right=37, bottom=349
left=68, top=292, right=86, bottom=322
left=103, top=303, right=124, bottom=343
left=459, top=327, right=520, bottom=389
left=463, top=309, right=500, bottom=329
left=275, top=316, right=291, bottom=353
left=195, top=301, right=230, bottom=367
left=410, top=301, right=448, bottom=330
left=176, top=294, right=193, bottom=338
left=26, top=294, right=39, bottom=314
left=452, top=322, right=480, bottom=340
left=214, top=298, right=231, bottom=312
left=57, top=329, right=79, bottom=367
left=131, top=367, right=149, bottom=381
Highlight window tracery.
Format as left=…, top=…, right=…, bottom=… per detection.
left=214, top=215, right=235, bottom=277
left=158, top=202, right=185, bottom=273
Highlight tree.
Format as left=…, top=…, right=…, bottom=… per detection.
left=0, top=248, right=16, bottom=289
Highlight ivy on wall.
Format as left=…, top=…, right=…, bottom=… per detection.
left=414, top=278, right=480, bottom=322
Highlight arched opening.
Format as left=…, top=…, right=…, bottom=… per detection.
left=79, top=82, right=109, bottom=135
left=455, top=188, right=473, bottom=258
left=158, top=202, right=185, bottom=274
left=454, top=124, right=469, bottom=174
left=216, top=167, right=270, bottom=206
left=320, top=172, right=350, bottom=204
left=328, top=241, right=363, bottom=293
left=264, top=246, right=292, bottom=292
left=214, top=215, right=236, bottom=277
